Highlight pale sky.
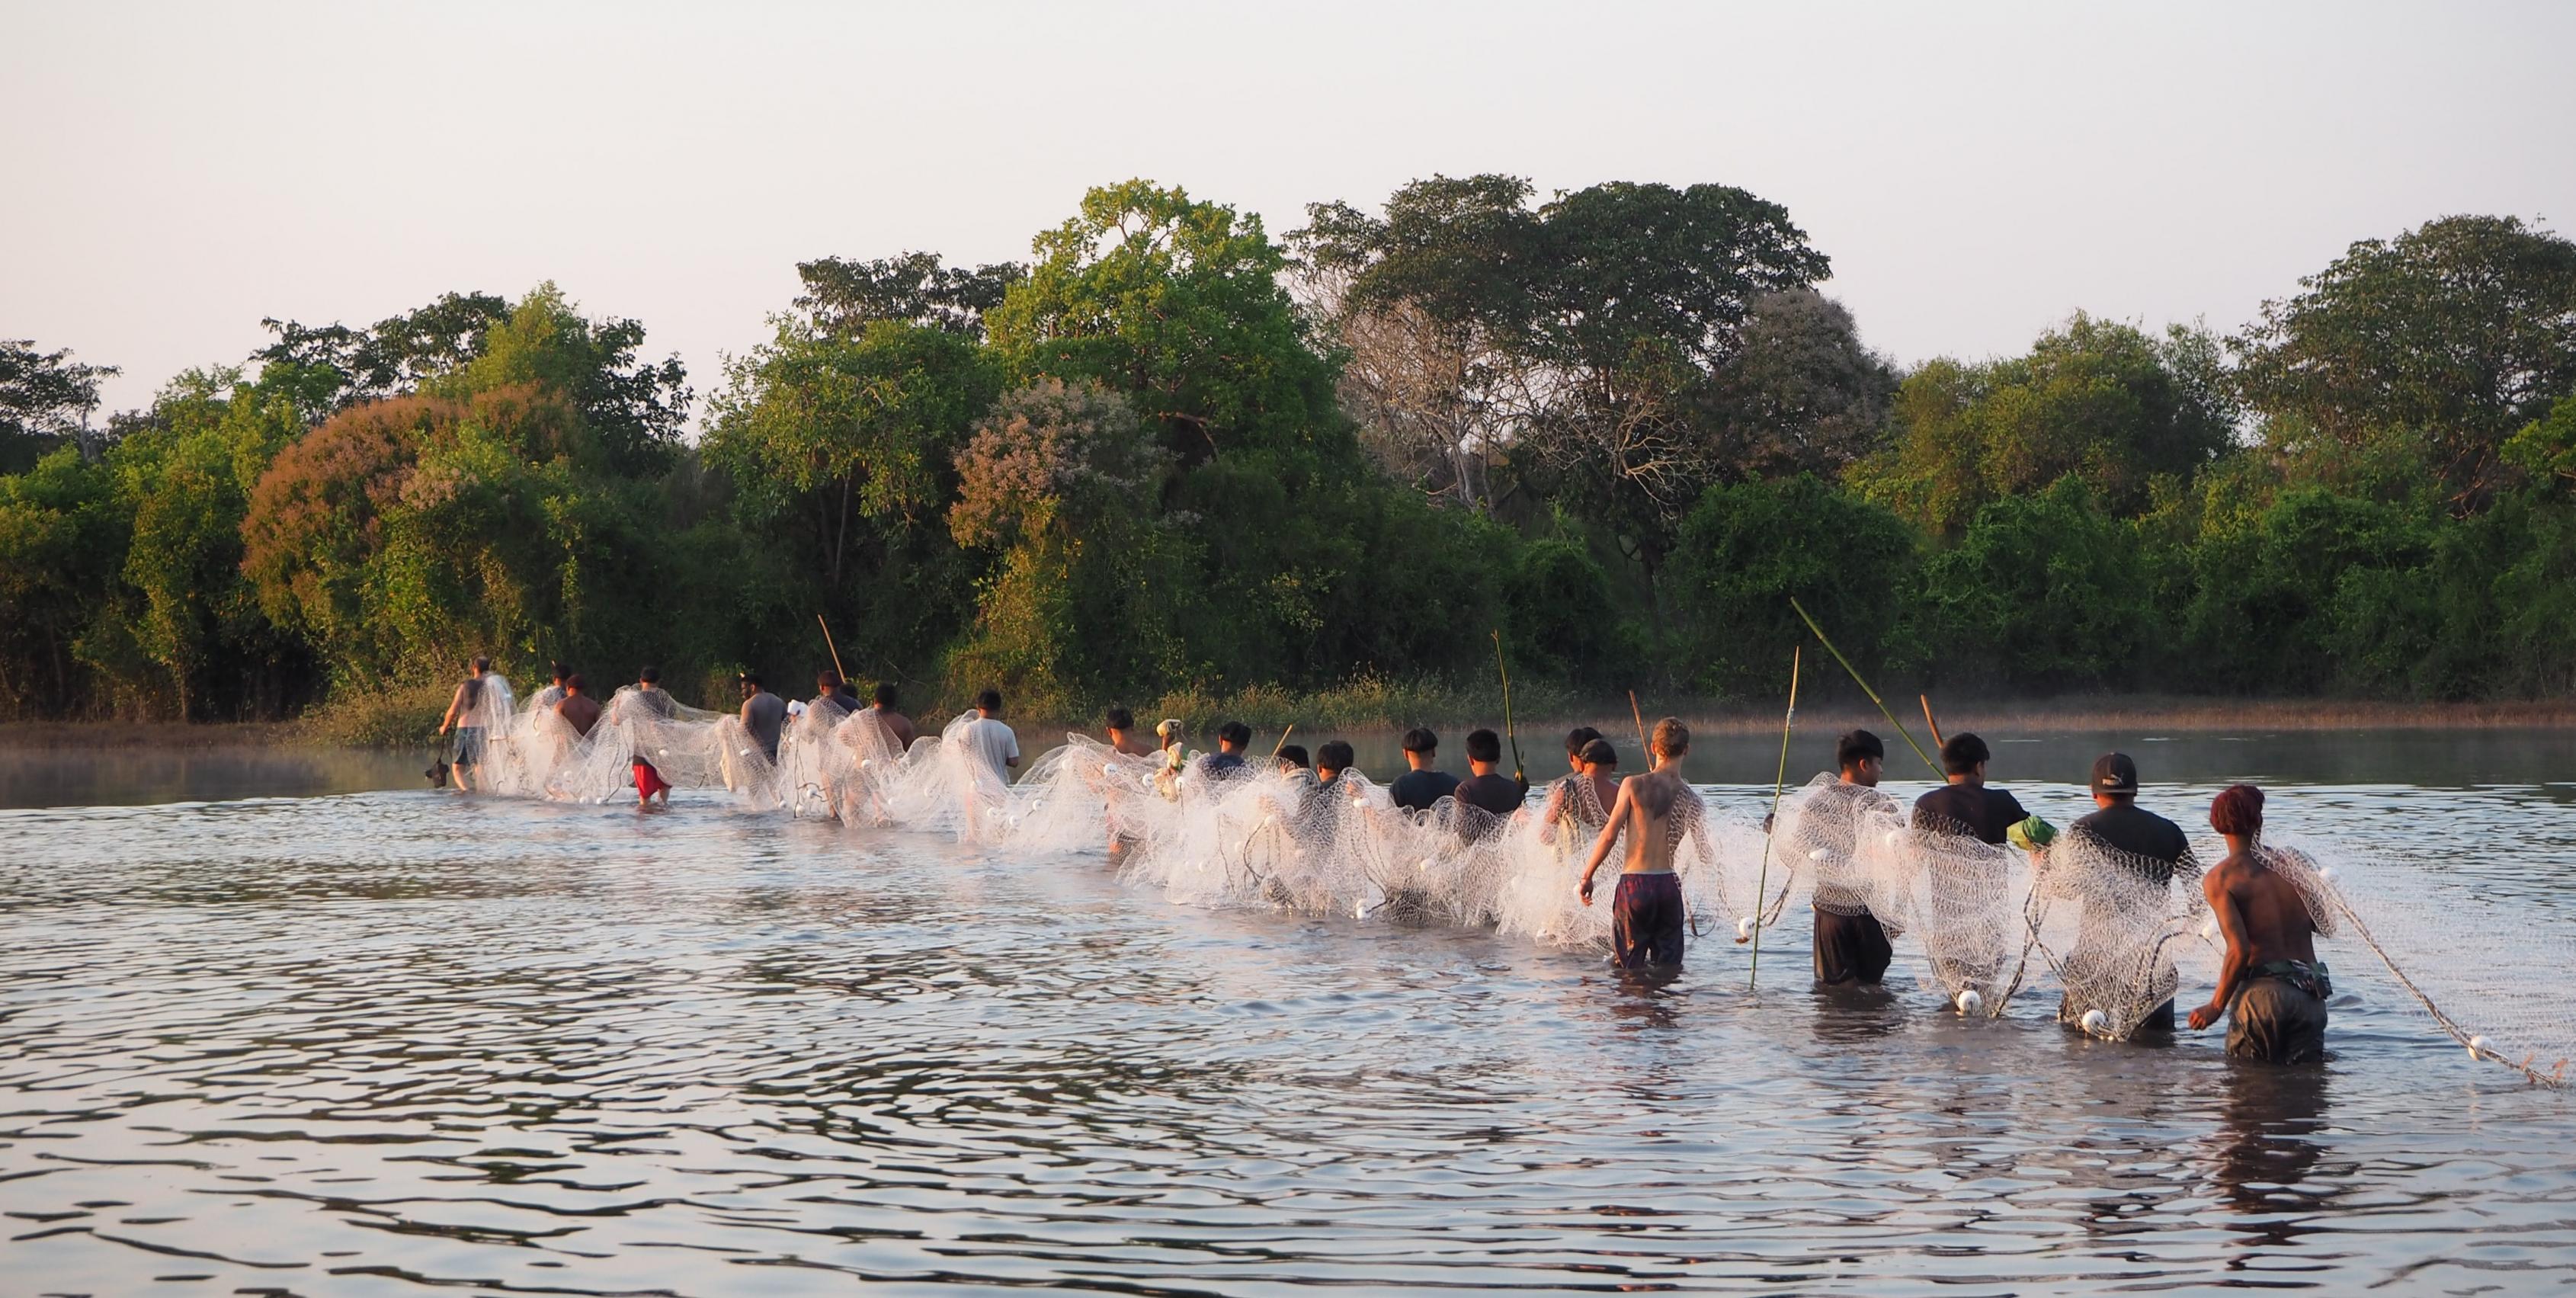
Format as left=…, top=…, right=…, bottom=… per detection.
left=8, top=1, right=2572, bottom=421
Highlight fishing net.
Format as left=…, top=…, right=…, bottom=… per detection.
left=2249, top=838, right=2575, bottom=1087
left=2028, top=832, right=2205, bottom=1040
left=870, top=712, right=1019, bottom=843
left=1880, top=816, right=2036, bottom=1018
left=1773, top=775, right=1910, bottom=937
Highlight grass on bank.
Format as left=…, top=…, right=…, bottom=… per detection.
left=8, top=680, right=2576, bottom=752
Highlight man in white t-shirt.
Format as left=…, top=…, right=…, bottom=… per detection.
left=959, top=688, right=1020, bottom=784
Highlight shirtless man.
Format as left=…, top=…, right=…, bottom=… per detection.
left=867, top=683, right=918, bottom=750
left=1104, top=707, right=1157, bottom=758
left=434, top=655, right=496, bottom=790
left=738, top=671, right=786, bottom=762
left=2189, top=784, right=2330, bottom=1064
left=1578, top=717, right=1701, bottom=969
left=556, top=673, right=602, bottom=738
left=1541, top=735, right=1619, bottom=836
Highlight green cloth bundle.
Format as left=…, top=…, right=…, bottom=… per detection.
left=2007, top=815, right=2058, bottom=852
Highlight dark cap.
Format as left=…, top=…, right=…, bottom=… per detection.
left=2091, top=752, right=2139, bottom=795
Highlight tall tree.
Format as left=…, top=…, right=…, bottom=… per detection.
left=794, top=252, right=1025, bottom=339
left=1850, top=316, right=2237, bottom=537
left=703, top=319, right=1001, bottom=592
left=2235, top=214, right=2576, bottom=511
left=1297, top=176, right=1837, bottom=628
left=986, top=180, right=1344, bottom=470
left=255, top=292, right=511, bottom=417
left=1, top=340, right=120, bottom=472
left=1293, top=175, right=1545, bottom=511
left=430, top=284, right=692, bottom=476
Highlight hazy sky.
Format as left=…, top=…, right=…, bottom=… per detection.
left=8, top=2, right=2573, bottom=419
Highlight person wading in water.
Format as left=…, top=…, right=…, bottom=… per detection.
left=2190, top=784, right=2331, bottom=1063
left=1577, top=718, right=1701, bottom=969
left=435, top=655, right=496, bottom=791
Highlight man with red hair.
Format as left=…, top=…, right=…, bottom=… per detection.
left=2188, top=784, right=2330, bottom=1062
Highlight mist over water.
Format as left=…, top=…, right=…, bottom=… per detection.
left=4, top=730, right=2574, bottom=1293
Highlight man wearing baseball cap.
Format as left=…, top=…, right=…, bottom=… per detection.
left=2065, top=752, right=2199, bottom=1033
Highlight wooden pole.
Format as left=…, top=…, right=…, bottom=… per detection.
left=816, top=614, right=848, bottom=685
left=1749, top=646, right=1801, bottom=986
left=1788, top=597, right=1940, bottom=777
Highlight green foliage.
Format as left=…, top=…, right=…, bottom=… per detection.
left=989, top=180, right=1345, bottom=469
left=1911, top=478, right=2153, bottom=689
left=794, top=252, right=1025, bottom=339
left=1505, top=539, right=1622, bottom=686
left=1, top=339, right=119, bottom=473
left=1671, top=473, right=1918, bottom=697
left=944, top=380, right=1193, bottom=716
left=1850, top=316, right=2236, bottom=537
left=13, top=196, right=2576, bottom=725
left=431, top=284, right=692, bottom=476
left=2235, top=214, right=2576, bottom=508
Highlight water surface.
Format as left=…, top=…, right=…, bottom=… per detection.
left=4, top=729, right=2573, bottom=1294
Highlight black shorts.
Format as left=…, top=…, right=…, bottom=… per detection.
left=1815, top=908, right=1892, bottom=986
left=453, top=726, right=486, bottom=765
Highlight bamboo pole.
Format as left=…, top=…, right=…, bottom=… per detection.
left=1748, top=647, right=1801, bottom=986
left=1787, top=598, right=1940, bottom=777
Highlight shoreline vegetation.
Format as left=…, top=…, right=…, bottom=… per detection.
left=10, top=181, right=2576, bottom=732
left=11, top=692, right=2576, bottom=753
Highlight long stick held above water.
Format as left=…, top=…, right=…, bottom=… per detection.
left=1491, top=630, right=1523, bottom=783
left=1787, top=597, right=1940, bottom=776
left=1748, top=646, right=1800, bottom=987
left=816, top=614, right=849, bottom=685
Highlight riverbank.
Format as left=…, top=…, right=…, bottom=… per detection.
left=8, top=693, right=2575, bottom=752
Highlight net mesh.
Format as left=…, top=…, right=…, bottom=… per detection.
left=437, top=715, right=2576, bottom=1085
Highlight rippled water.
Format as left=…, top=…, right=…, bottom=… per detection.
left=6, top=732, right=2575, bottom=1294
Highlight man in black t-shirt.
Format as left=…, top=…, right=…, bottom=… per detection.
left=1389, top=728, right=1460, bottom=811
left=1205, top=720, right=1251, bottom=777
left=2062, top=752, right=2200, bottom=1034
left=1912, top=732, right=2027, bottom=844
left=1456, top=728, right=1529, bottom=817
left=2068, top=752, right=2194, bottom=886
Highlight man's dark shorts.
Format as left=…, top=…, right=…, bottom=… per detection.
left=453, top=726, right=486, bottom=766
left=1613, top=872, right=1686, bottom=969
left=1815, top=908, right=1893, bottom=986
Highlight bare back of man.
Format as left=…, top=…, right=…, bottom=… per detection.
left=558, top=691, right=602, bottom=738
left=1578, top=719, right=1699, bottom=969
left=871, top=706, right=918, bottom=751
left=2190, top=784, right=2329, bottom=1064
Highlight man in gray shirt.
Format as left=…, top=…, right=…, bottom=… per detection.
left=738, top=671, right=787, bottom=761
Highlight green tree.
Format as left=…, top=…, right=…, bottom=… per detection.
left=1299, top=176, right=1841, bottom=611
left=794, top=252, right=1025, bottom=339
left=1, top=340, right=120, bottom=473
left=1668, top=474, right=1917, bottom=698
left=255, top=291, right=511, bottom=417
left=431, top=284, right=691, bottom=476
left=703, top=319, right=1001, bottom=586
left=945, top=379, right=1191, bottom=712
left=988, top=180, right=1345, bottom=468
left=1914, top=477, right=2154, bottom=688
left=2235, top=214, right=2576, bottom=510
left=0, top=447, right=120, bottom=715
left=1850, top=316, right=2235, bottom=537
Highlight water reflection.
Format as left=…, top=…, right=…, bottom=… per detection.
left=2212, top=1064, right=2339, bottom=1248
left=2, top=754, right=2574, bottom=1293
